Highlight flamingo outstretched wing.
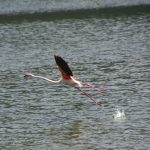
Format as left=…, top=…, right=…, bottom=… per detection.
left=54, top=55, right=73, bottom=79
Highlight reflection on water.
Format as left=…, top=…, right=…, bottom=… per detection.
left=64, top=120, right=85, bottom=140
left=0, top=10, right=150, bottom=150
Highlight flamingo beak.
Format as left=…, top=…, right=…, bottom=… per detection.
left=24, top=72, right=33, bottom=78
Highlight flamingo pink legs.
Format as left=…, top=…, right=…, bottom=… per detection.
left=82, top=82, right=107, bottom=94
left=76, top=87, right=102, bottom=106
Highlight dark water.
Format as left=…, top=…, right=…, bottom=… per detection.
left=0, top=1, right=150, bottom=150
left=0, top=0, right=150, bottom=15
left=0, top=0, right=150, bottom=22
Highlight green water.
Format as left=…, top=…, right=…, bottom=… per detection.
left=0, top=10, right=150, bottom=150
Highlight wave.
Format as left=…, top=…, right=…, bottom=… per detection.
left=0, top=2, right=150, bottom=22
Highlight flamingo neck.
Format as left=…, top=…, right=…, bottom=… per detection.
left=32, top=75, right=61, bottom=83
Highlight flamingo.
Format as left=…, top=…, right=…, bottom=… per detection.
left=24, top=55, right=105, bottom=106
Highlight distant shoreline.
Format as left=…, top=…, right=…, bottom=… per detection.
left=0, top=4, right=150, bottom=23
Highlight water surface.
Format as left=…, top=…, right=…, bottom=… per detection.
left=0, top=4, right=150, bottom=150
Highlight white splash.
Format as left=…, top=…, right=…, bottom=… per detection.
left=113, top=109, right=126, bottom=120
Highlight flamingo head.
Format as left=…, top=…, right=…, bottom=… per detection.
left=24, top=72, right=33, bottom=78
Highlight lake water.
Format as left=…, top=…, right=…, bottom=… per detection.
left=0, top=1, right=150, bottom=150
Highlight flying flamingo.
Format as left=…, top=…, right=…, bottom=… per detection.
left=24, top=55, right=105, bottom=106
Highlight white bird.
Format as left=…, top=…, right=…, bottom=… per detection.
left=24, top=55, right=105, bottom=106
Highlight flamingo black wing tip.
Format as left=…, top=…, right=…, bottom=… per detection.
left=54, top=55, right=63, bottom=65
left=54, top=55, right=62, bottom=63
left=54, top=55, right=73, bottom=76
left=54, top=55, right=58, bottom=59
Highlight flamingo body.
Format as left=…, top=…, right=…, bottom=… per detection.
left=61, top=76, right=82, bottom=88
left=24, top=55, right=104, bottom=106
